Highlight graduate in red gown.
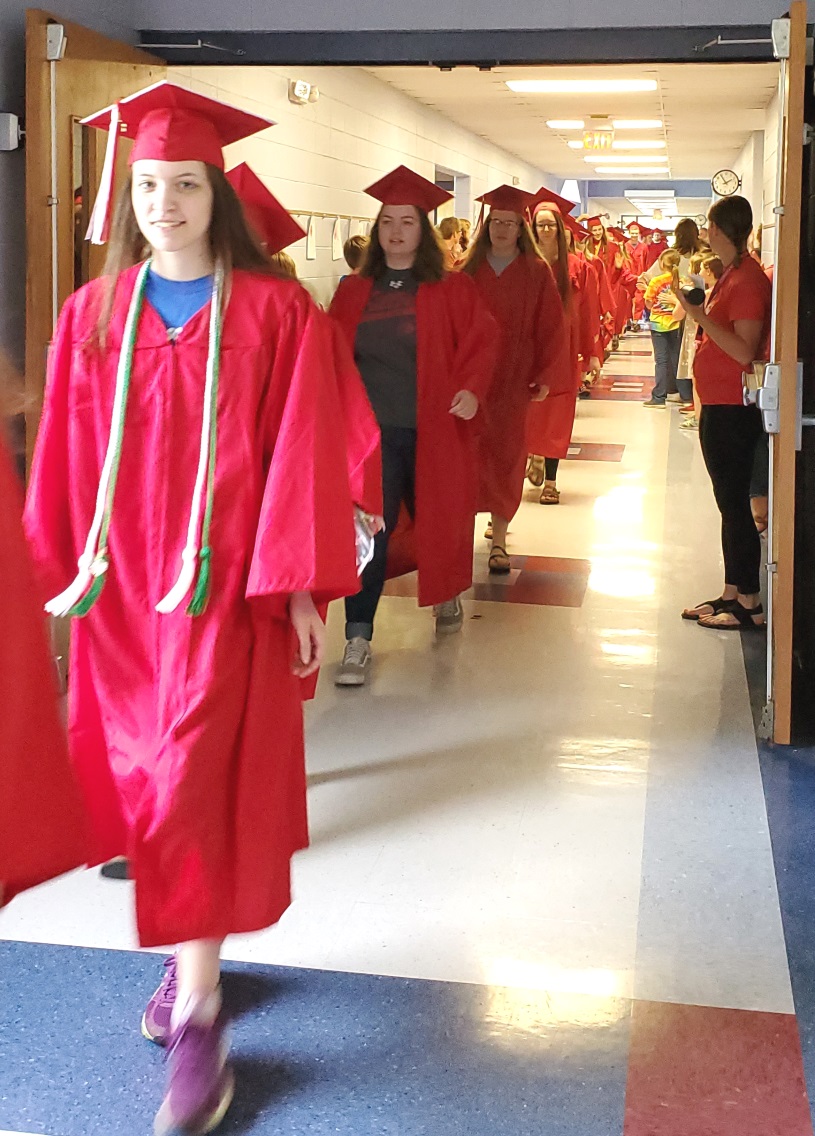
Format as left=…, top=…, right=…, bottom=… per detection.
left=626, top=223, right=650, bottom=322
left=329, top=166, right=498, bottom=685
left=526, top=198, right=601, bottom=504
left=24, top=82, right=381, bottom=1135
left=462, top=185, right=568, bottom=574
left=0, top=424, right=86, bottom=907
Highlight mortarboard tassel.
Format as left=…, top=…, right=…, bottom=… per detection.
left=86, top=103, right=122, bottom=246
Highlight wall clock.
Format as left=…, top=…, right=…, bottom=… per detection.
left=711, top=169, right=741, bottom=197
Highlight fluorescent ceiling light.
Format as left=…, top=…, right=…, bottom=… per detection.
left=612, top=119, right=663, bottom=129
left=612, top=140, right=666, bottom=150
left=567, top=141, right=585, bottom=149
left=594, top=166, right=669, bottom=175
left=507, top=79, right=657, bottom=94
left=627, top=189, right=676, bottom=197
left=546, top=119, right=585, bottom=129
left=585, top=154, right=668, bottom=164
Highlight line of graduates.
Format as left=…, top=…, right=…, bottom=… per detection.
left=2, top=76, right=578, bottom=1134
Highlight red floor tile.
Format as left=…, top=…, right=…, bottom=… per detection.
left=383, top=557, right=591, bottom=608
left=624, top=1001, right=813, bottom=1136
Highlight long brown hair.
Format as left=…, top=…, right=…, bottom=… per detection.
left=532, top=207, right=571, bottom=308
left=462, top=212, right=542, bottom=276
left=361, top=207, right=446, bottom=283
left=93, top=164, right=283, bottom=345
left=673, top=218, right=704, bottom=258
left=708, top=195, right=753, bottom=263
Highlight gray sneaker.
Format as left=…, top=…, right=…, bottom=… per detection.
left=434, top=596, right=464, bottom=635
left=336, top=637, right=372, bottom=686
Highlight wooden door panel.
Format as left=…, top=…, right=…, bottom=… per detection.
left=25, top=10, right=164, bottom=464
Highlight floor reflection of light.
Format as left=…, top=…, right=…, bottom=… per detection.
left=482, top=959, right=629, bottom=1038
left=600, top=641, right=655, bottom=665
left=556, top=739, right=648, bottom=780
left=593, top=484, right=646, bottom=525
left=588, top=561, right=656, bottom=599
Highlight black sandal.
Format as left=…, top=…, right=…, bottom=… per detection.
left=698, top=601, right=765, bottom=631
left=681, top=597, right=735, bottom=622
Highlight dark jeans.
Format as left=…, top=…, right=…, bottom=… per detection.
left=345, top=425, right=416, bottom=641
left=650, top=326, right=682, bottom=403
left=699, top=404, right=764, bottom=595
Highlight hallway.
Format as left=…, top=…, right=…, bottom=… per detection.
left=1, top=333, right=812, bottom=1135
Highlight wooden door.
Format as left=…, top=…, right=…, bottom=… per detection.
left=766, top=1, right=807, bottom=744
left=24, top=10, right=164, bottom=463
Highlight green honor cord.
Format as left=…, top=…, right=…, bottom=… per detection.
left=45, top=258, right=225, bottom=620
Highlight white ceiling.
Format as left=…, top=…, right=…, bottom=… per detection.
left=365, top=62, right=779, bottom=183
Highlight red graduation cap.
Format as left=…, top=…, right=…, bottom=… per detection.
left=81, top=80, right=275, bottom=244
left=477, top=184, right=536, bottom=214
left=226, top=163, right=306, bottom=254
left=609, top=227, right=626, bottom=242
left=563, top=214, right=590, bottom=240
left=364, top=165, right=452, bottom=213
left=585, top=216, right=605, bottom=229
left=530, top=187, right=578, bottom=216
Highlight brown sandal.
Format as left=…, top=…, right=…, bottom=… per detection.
left=488, top=545, right=511, bottom=574
left=527, top=457, right=545, bottom=487
left=539, top=485, right=560, bottom=505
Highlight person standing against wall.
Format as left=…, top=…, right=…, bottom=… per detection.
left=24, top=83, right=381, bottom=1134
left=462, top=185, right=568, bottom=572
left=526, top=197, right=600, bottom=502
left=330, top=166, right=497, bottom=685
left=676, top=196, right=772, bottom=630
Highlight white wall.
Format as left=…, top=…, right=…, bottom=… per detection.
left=732, top=130, right=766, bottom=230
left=762, top=91, right=780, bottom=266
left=169, top=65, right=555, bottom=306
left=139, top=0, right=787, bottom=31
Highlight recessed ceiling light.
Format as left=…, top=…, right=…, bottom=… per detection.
left=585, top=154, right=668, bottom=164
left=594, top=167, right=669, bottom=175
left=567, top=141, right=585, bottom=149
left=507, top=79, right=658, bottom=94
left=612, top=119, right=663, bottom=129
left=545, top=119, right=585, bottom=129
left=612, top=140, right=666, bottom=150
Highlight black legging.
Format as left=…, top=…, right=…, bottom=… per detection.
left=345, top=425, right=416, bottom=641
left=699, top=404, right=763, bottom=595
left=544, top=457, right=559, bottom=481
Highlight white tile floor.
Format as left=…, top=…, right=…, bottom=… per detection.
left=1, top=334, right=792, bottom=1016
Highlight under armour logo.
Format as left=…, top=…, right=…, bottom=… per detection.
left=389, top=280, right=405, bottom=289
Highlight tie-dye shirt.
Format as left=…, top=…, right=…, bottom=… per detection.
left=644, top=272, right=682, bottom=333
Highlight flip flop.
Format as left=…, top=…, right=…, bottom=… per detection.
left=698, top=601, right=765, bottom=631
left=681, top=597, right=735, bottom=622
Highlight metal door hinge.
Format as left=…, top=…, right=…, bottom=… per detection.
left=758, top=701, right=775, bottom=740
left=767, top=561, right=778, bottom=573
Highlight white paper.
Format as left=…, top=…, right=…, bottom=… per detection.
left=349, top=218, right=363, bottom=239
left=332, top=218, right=344, bottom=261
left=306, top=215, right=317, bottom=260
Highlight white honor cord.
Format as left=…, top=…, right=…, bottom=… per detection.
left=155, top=265, right=224, bottom=614
left=45, top=261, right=151, bottom=617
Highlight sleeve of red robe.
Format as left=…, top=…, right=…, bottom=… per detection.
left=576, top=261, right=598, bottom=363
left=246, top=292, right=381, bottom=616
left=531, top=260, right=571, bottom=395
left=23, top=294, right=79, bottom=600
left=439, top=271, right=499, bottom=406
left=1, top=434, right=86, bottom=904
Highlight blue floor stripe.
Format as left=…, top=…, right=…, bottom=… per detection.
left=743, top=634, right=815, bottom=1123
left=0, top=942, right=631, bottom=1135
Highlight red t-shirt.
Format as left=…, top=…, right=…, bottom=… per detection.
left=693, top=255, right=773, bottom=405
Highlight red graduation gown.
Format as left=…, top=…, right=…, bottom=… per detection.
left=0, top=438, right=86, bottom=904
left=24, top=266, right=380, bottom=948
left=472, top=254, right=568, bottom=521
left=526, top=254, right=597, bottom=459
left=330, top=271, right=498, bottom=607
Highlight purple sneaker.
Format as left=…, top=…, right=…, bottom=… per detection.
left=154, top=1002, right=234, bottom=1136
left=142, top=956, right=178, bottom=1047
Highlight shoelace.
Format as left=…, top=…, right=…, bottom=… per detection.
left=345, top=641, right=369, bottom=666
left=159, top=956, right=178, bottom=1007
